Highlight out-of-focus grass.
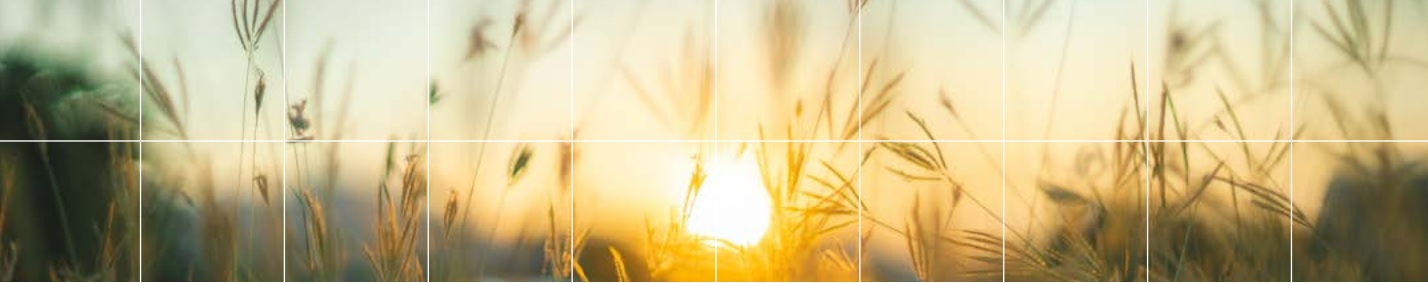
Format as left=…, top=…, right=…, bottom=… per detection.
left=7, top=0, right=1428, bottom=282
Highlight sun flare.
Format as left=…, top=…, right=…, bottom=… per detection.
left=686, top=156, right=773, bottom=246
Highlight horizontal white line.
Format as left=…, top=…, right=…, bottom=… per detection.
left=5, top=139, right=1428, bottom=143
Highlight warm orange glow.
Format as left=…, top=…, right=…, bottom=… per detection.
left=685, top=156, right=772, bottom=246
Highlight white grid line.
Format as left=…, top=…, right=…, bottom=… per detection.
left=17, top=139, right=1428, bottom=143
left=568, top=0, right=577, bottom=282
left=712, top=0, right=720, bottom=280
left=424, top=0, right=432, bottom=281
left=1288, top=0, right=1297, bottom=281
left=1143, top=0, right=1152, bottom=281
left=711, top=0, right=719, bottom=142
left=281, top=0, right=289, bottom=280
left=137, top=0, right=144, bottom=280
left=1000, top=0, right=1008, bottom=281
left=856, top=1, right=865, bottom=281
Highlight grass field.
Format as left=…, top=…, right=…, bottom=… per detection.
left=3, top=0, right=1428, bottom=282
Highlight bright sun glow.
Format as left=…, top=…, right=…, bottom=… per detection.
left=686, top=156, right=773, bottom=246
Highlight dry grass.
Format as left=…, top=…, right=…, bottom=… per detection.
left=1, top=157, right=18, bottom=281
left=361, top=143, right=427, bottom=281
left=572, top=2, right=872, bottom=282
left=6, top=0, right=1428, bottom=282
left=293, top=187, right=341, bottom=281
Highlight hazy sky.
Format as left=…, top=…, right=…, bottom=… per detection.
left=6, top=1, right=1428, bottom=275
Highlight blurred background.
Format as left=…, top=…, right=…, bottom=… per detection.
left=4, top=0, right=1428, bottom=282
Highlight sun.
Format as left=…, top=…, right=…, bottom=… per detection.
left=685, top=156, right=773, bottom=246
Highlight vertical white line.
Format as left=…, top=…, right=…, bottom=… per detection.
left=999, top=0, right=1007, bottom=281
left=281, top=0, right=289, bottom=280
left=424, top=0, right=432, bottom=281
left=568, top=0, right=577, bottom=282
left=711, top=1, right=719, bottom=281
left=1143, top=0, right=1153, bottom=281
left=1287, top=0, right=1296, bottom=281
left=1142, top=0, right=1153, bottom=280
left=137, top=0, right=144, bottom=280
left=855, top=1, right=864, bottom=281
left=712, top=0, right=719, bottom=145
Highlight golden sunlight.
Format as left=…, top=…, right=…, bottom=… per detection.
left=685, top=156, right=773, bottom=246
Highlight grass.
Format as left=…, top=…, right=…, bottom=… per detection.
left=5, top=0, right=1428, bottom=282
left=1, top=26, right=141, bottom=280
left=0, top=163, right=15, bottom=281
left=361, top=143, right=427, bottom=281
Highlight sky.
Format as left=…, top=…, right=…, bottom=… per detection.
left=6, top=0, right=1428, bottom=277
